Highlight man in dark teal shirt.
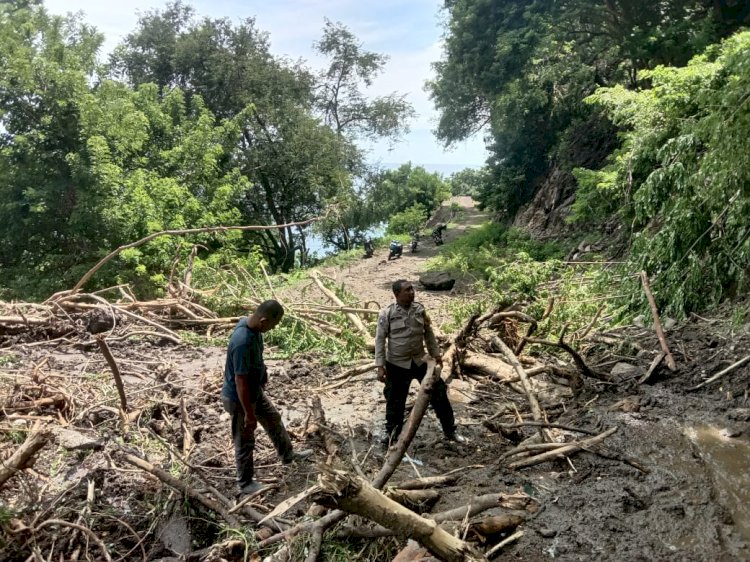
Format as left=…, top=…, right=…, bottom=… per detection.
left=222, top=300, right=310, bottom=494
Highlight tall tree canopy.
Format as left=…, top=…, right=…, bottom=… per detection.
left=0, top=2, right=251, bottom=297
left=111, top=4, right=414, bottom=267
left=428, top=0, right=736, bottom=217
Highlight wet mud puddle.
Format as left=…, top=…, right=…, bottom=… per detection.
left=686, top=424, right=750, bottom=541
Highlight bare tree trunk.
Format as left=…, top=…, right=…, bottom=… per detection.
left=315, top=468, right=486, bottom=562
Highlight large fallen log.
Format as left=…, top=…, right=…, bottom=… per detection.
left=462, top=352, right=515, bottom=381
left=334, top=493, right=536, bottom=540
left=314, top=467, right=487, bottom=562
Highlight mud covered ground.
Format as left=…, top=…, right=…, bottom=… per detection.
left=2, top=312, right=749, bottom=561
left=1, top=197, right=749, bottom=561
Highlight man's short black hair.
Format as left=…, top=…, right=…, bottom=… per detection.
left=256, top=299, right=284, bottom=321
left=392, top=279, right=409, bottom=295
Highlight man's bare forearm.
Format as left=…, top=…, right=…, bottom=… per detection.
left=235, top=376, right=257, bottom=422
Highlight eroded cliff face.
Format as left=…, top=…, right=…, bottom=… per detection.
left=513, top=113, right=619, bottom=239
left=513, top=164, right=576, bottom=238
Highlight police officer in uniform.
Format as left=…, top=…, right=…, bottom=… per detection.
left=374, top=279, right=462, bottom=445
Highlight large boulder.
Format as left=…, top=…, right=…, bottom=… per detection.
left=419, top=271, right=455, bottom=291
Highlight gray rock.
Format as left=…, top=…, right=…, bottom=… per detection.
left=419, top=271, right=456, bottom=291
left=538, top=527, right=557, bottom=538
left=85, top=309, right=115, bottom=334
left=611, top=362, right=638, bottom=377
left=663, top=317, right=677, bottom=330
left=160, top=515, right=192, bottom=555
left=55, top=428, right=104, bottom=451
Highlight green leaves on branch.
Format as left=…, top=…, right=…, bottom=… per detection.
left=386, top=204, right=428, bottom=236
left=580, top=31, right=750, bottom=315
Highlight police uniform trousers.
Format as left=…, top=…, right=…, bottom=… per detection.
left=383, top=360, right=455, bottom=440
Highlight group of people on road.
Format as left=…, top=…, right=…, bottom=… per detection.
left=222, top=274, right=461, bottom=494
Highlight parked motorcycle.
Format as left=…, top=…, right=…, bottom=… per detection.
left=432, top=224, right=447, bottom=246
left=388, top=240, right=403, bottom=260
left=363, top=238, right=374, bottom=258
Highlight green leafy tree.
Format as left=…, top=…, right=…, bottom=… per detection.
left=448, top=168, right=488, bottom=197
left=367, top=163, right=450, bottom=224
left=386, top=203, right=428, bottom=236
left=428, top=0, right=732, bottom=218
left=581, top=31, right=750, bottom=315
left=314, top=19, right=414, bottom=143
left=0, top=2, right=249, bottom=297
left=0, top=2, right=102, bottom=295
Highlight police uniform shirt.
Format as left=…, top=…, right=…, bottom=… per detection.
left=375, top=302, right=440, bottom=369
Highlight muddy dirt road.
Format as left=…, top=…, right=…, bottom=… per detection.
left=1, top=197, right=749, bottom=561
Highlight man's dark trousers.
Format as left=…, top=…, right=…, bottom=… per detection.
left=383, top=360, right=455, bottom=441
left=222, top=390, right=293, bottom=487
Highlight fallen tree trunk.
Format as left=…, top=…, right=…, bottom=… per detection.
left=334, top=493, right=536, bottom=540
left=311, top=272, right=373, bottom=349
left=0, top=424, right=50, bottom=487
left=315, top=468, right=486, bottom=562
left=462, top=352, right=516, bottom=381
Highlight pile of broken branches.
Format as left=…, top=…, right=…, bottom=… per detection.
left=1, top=291, right=665, bottom=562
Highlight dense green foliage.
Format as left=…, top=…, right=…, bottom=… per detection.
left=0, top=1, right=415, bottom=298
left=429, top=0, right=743, bottom=216
left=579, top=32, right=750, bottom=315
left=0, top=3, right=248, bottom=297
left=368, top=163, right=451, bottom=222
left=430, top=0, right=750, bottom=315
left=386, top=203, right=428, bottom=236
left=448, top=168, right=488, bottom=198
left=428, top=221, right=618, bottom=340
